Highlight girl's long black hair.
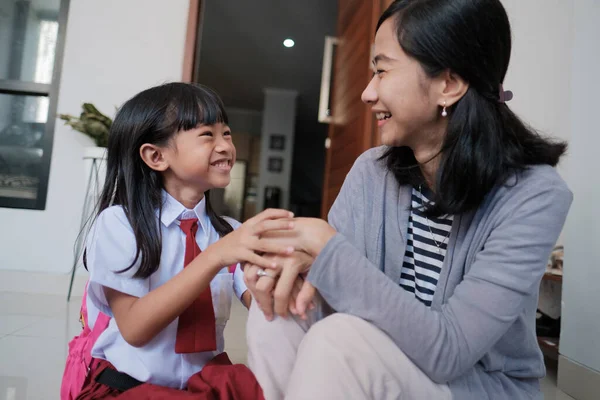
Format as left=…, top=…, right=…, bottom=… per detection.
left=378, top=0, right=566, bottom=216
left=85, top=83, right=234, bottom=279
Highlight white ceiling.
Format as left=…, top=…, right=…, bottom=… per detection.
left=196, top=0, right=338, bottom=125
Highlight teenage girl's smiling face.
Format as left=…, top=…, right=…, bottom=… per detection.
left=361, top=18, right=448, bottom=156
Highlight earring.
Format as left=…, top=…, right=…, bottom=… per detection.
left=441, top=101, right=448, bottom=117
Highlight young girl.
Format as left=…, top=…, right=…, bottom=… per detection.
left=76, top=82, right=293, bottom=399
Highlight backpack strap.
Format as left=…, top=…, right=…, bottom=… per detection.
left=81, top=281, right=111, bottom=368
left=82, top=311, right=110, bottom=372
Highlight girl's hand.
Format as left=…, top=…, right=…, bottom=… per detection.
left=204, top=208, right=296, bottom=271
left=243, top=263, right=276, bottom=320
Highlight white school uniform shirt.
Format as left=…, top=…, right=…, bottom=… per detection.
left=85, top=191, right=247, bottom=389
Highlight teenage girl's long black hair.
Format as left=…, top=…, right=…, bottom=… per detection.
left=85, top=83, right=234, bottom=279
left=378, top=0, right=567, bottom=216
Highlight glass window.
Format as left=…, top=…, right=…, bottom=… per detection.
left=0, top=0, right=60, bottom=83
left=0, top=93, right=48, bottom=200
left=0, top=0, right=67, bottom=209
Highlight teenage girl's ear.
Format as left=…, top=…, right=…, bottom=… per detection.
left=139, top=143, right=169, bottom=172
left=436, top=69, right=469, bottom=108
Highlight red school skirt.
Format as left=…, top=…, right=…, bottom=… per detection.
left=76, top=352, right=264, bottom=400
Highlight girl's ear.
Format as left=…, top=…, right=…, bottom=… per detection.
left=140, top=144, right=169, bottom=171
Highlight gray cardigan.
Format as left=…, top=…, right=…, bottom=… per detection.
left=307, top=147, right=572, bottom=399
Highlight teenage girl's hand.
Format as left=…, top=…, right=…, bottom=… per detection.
left=246, top=217, right=337, bottom=258
left=204, top=208, right=296, bottom=271
left=293, top=279, right=317, bottom=319
left=243, top=251, right=314, bottom=321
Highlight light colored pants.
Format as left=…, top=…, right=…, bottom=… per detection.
left=246, top=299, right=452, bottom=400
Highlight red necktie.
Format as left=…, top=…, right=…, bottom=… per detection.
left=175, top=218, right=217, bottom=353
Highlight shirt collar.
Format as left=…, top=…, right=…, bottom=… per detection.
left=160, top=190, right=209, bottom=234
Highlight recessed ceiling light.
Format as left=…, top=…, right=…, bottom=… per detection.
left=283, top=38, right=295, bottom=48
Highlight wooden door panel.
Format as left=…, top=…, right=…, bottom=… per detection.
left=321, top=0, right=391, bottom=218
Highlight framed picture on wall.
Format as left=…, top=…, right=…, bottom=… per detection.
left=269, top=134, right=285, bottom=151
left=267, top=157, right=283, bottom=173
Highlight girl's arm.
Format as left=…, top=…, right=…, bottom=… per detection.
left=241, top=290, right=252, bottom=308
left=94, top=208, right=294, bottom=348
left=232, top=259, right=252, bottom=309
left=105, top=248, right=223, bottom=347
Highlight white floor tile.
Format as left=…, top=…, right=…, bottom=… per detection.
left=0, top=316, right=40, bottom=336
left=0, top=375, right=28, bottom=400
left=0, top=292, right=77, bottom=318
left=541, top=357, right=576, bottom=400
left=11, top=315, right=82, bottom=340
left=0, top=335, right=66, bottom=400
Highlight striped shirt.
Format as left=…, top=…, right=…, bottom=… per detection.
left=399, top=186, right=453, bottom=307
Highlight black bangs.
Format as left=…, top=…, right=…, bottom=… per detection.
left=169, top=83, right=229, bottom=133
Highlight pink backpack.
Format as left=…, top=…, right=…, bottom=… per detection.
left=60, top=282, right=110, bottom=400
left=60, top=265, right=236, bottom=399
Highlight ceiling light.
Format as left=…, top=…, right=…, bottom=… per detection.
left=283, top=38, right=295, bottom=48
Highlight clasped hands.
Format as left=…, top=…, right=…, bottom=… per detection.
left=242, top=216, right=336, bottom=321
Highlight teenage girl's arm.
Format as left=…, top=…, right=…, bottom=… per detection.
left=105, top=209, right=294, bottom=348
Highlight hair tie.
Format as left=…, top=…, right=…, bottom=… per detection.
left=498, top=84, right=513, bottom=103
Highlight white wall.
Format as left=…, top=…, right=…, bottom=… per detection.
left=560, top=0, right=600, bottom=374
left=504, top=0, right=600, bottom=377
left=500, top=0, right=575, bottom=321
left=0, top=0, right=190, bottom=291
left=501, top=0, right=574, bottom=178
left=256, top=88, right=297, bottom=211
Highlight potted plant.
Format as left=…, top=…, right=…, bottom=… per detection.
left=59, top=103, right=112, bottom=197
left=58, top=103, right=112, bottom=148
